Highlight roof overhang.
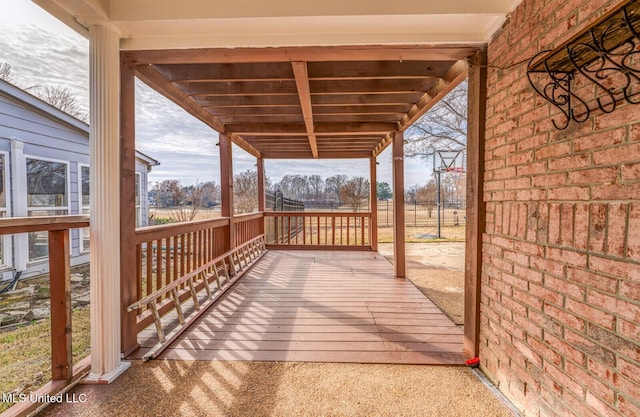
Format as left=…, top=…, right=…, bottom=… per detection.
left=33, top=0, right=514, bottom=159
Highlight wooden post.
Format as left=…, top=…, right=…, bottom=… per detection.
left=49, top=229, right=72, bottom=380
left=370, top=157, right=378, bottom=251
left=257, top=157, right=265, bottom=235
left=392, top=131, right=406, bottom=278
left=120, top=58, right=139, bottom=356
left=464, top=49, right=487, bottom=359
left=220, top=133, right=235, bottom=250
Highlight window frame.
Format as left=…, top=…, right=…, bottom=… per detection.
left=0, top=151, right=11, bottom=268
left=24, top=154, right=71, bottom=263
left=78, top=163, right=90, bottom=253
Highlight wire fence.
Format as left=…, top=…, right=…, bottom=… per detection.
left=376, top=200, right=466, bottom=227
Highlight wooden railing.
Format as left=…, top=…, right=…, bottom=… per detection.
left=0, top=215, right=92, bottom=417
left=264, top=211, right=372, bottom=250
left=234, top=212, right=265, bottom=246
left=133, top=218, right=230, bottom=330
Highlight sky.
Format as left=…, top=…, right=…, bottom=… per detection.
left=0, top=0, right=435, bottom=188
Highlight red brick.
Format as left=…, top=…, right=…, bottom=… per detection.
left=548, top=186, right=590, bottom=201
left=545, top=275, right=586, bottom=300
left=621, top=162, right=640, bottom=181
left=592, top=182, right=637, bottom=201
left=506, top=150, right=534, bottom=166
left=531, top=256, right=566, bottom=278
left=588, top=204, right=607, bottom=253
left=565, top=297, right=616, bottom=330
left=532, top=173, right=567, bottom=187
left=618, top=318, right=640, bottom=344
left=593, top=142, right=640, bottom=166
left=605, top=203, right=629, bottom=257
left=628, top=203, right=640, bottom=258
left=573, top=127, right=626, bottom=152
left=587, top=289, right=640, bottom=323
left=546, top=247, right=587, bottom=269
left=560, top=204, right=575, bottom=247
left=544, top=303, right=586, bottom=332
left=504, top=177, right=531, bottom=189
left=574, top=204, right=590, bottom=251
left=567, top=267, right=618, bottom=295
left=548, top=203, right=561, bottom=245
left=565, top=329, right=616, bottom=367
left=514, top=263, right=543, bottom=284
left=548, top=153, right=591, bottom=172
left=545, top=331, right=587, bottom=365
left=587, top=357, right=616, bottom=386
left=530, top=283, right=564, bottom=306
left=589, top=256, right=640, bottom=283
left=543, top=360, right=585, bottom=397
left=618, top=395, right=640, bottom=417
left=536, top=141, right=572, bottom=160
left=565, top=361, right=615, bottom=403
left=585, top=391, right=618, bottom=417
left=517, top=133, right=548, bottom=151
left=517, top=161, right=547, bottom=176
left=568, top=167, right=619, bottom=185
left=616, top=359, right=640, bottom=403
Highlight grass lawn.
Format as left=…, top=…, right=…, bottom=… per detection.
left=0, top=308, right=91, bottom=412
left=377, top=226, right=466, bottom=243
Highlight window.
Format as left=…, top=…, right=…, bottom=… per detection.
left=80, top=165, right=90, bottom=252
left=26, top=157, right=69, bottom=261
left=0, top=154, right=6, bottom=266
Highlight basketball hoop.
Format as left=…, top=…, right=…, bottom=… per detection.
left=434, top=149, right=466, bottom=173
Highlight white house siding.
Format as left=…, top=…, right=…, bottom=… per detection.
left=0, top=80, right=158, bottom=279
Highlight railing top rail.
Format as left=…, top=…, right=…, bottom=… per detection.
left=264, top=211, right=372, bottom=218
left=234, top=212, right=265, bottom=222
left=0, top=215, right=90, bottom=235
left=135, top=217, right=230, bottom=244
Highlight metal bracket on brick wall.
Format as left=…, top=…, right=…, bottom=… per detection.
left=527, top=0, right=640, bottom=130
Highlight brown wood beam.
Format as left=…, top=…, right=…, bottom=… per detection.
left=392, top=131, right=406, bottom=278
left=153, top=62, right=294, bottom=82
left=399, top=60, right=469, bottom=130
left=292, top=61, right=318, bottom=158
left=218, top=114, right=304, bottom=124
left=309, top=78, right=437, bottom=94
left=464, top=49, right=487, bottom=359
left=181, top=80, right=298, bottom=96
left=372, top=134, right=393, bottom=157
left=124, top=45, right=478, bottom=65
left=49, top=229, right=71, bottom=380
left=120, top=59, right=139, bottom=356
left=314, top=114, right=403, bottom=123
left=204, top=106, right=302, bottom=116
left=307, top=60, right=454, bottom=79
left=313, top=104, right=413, bottom=114
left=261, top=151, right=371, bottom=159
left=231, top=134, right=262, bottom=159
left=226, top=122, right=397, bottom=135
left=312, top=93, right=423, bottom=105
left=370, top=157, right=378, bottom=252
left=257, top=158, right=265, bottom=213
left=196, top=94, right=300, bottom=107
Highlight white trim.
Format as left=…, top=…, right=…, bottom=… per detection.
left=24, top=154, right=71, bottom=263
left=10, top=140, right=27, bottom=271
left=0, top=151, right=10, bottom=269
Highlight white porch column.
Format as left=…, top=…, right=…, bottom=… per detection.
left=86, top=24, right=130, bottom=383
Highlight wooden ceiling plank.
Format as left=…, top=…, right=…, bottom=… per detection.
left=152, top=62, right=294, bottom=82
left=309, top=78, right=437, bottom=94
left=124, top=45, right=478, bottom=65
left=312, top=93, right=423, bottom=105
left=292, top=61, right=318, bottom=158
left=307, top=60, right=454, bottom=79
left=204, top=105, right=302, bottom=116
left=314, top=114, right=403, bottom=123
left=179, top=80, right=298, bottom=96
left=399, top=60, right=469, bottom=130
left=196, top=95, right=300, bottom=107
left=217, top=114, right=304, bottom=124
left=313, top=104, right=413, bottom=114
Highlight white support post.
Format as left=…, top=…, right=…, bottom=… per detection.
left=10, top=140, right=27, bottom=272
left=85, top=24, right=130, bottom=383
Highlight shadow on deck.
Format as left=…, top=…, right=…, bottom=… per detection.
left=129, top=250, right=465, bottom=365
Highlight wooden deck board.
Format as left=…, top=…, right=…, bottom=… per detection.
left=131, top=250, right=465, bottom=364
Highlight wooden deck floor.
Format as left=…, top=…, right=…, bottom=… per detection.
left=131, top=250, right=466, bottom=365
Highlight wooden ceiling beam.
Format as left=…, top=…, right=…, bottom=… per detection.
left=307, top=61, right=454, bottom=80
left=217, top=114, right=304, bottom=124
left=399, top=60, right=469, bottom=130
left=179, top=80, right=298, bottom=96
left=313, top=104, right=413, bottom=114
left=196, top=95, right=300, bottom=107
left=204, top=105, right=302, bottom=116
left=124, top=45, right=478, bottom=65
left=309, top=78, right=437, bottom=94
left=152, top=62, right=294, bottom=82
left=226, top=122, right=397, bottom=135
left=314, top=114, right=403, bottom=123
left=312, top=93, right=423, bottom=105
left=231, top=134, right=262, bottom=158
left=292, top=61, right=318, bottom=159
left=262, top=151, right=372, bottom=159
left=372, top=134, right=393, bottom=157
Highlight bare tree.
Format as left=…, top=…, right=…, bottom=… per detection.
left=339, top=177, right=369, bottom=212
left=34, top=85, right=88, bottom=123
left=405, top=81, right=468, bottom=161
left=0, top=63, right=13, bottom=82
left=234, top=169, right=258, bottom=214
left=325, top=174, right=348, bottom=205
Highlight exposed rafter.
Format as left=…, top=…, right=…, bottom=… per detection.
left=399, top=60, right=469, bottom=130
left=292, top=61, right=318, bottom=158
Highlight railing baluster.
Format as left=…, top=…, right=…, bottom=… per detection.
left=156, top=238, right=162, bottom=301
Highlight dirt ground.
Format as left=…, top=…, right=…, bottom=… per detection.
left=378, top=242, right=465, bottom=325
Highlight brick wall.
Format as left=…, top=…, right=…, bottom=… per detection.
left=481, top=0, right=640, bottom=416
